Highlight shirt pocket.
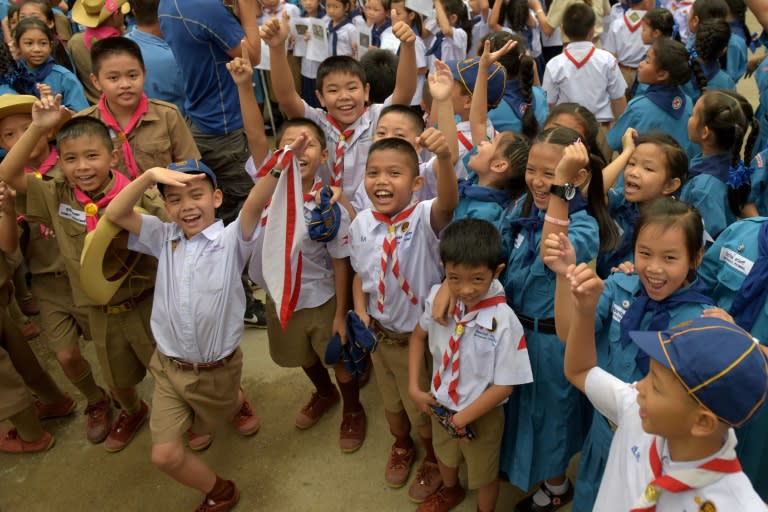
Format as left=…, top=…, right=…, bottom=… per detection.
left=56, top=216, right=86, bottom=263
left=194, top=244, right=228, bottom=295
left=133, top=138, right=173, bottom=171
left=465, top=328, right=496, bottom=383
left=714, top=264, right=745, bottom=298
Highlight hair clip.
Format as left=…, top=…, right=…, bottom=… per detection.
left=727, top=160, right=755, bottom=189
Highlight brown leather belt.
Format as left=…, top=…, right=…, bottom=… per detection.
left=165, top=350, right=237, bottom=372
left=369, top=317, right=411, bottom=347
left=100, top=288, right=154, bottom=314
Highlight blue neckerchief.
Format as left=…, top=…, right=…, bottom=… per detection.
left=701, top=60, right=722, bottom=81
left=458, top=175, right=511, bottom=208
left=644, top=84, right=687, bottom=120
left=370, top=19, right=391, bottom=47
left=503, top=80, right=533, bottom=121
left=328, top=18, right=352, bottom=55
left=472, top=15, right=481, bottom=24
left=20, top=57, right=56, bottom=92
left=687, top=152, right=731, bottom=184
left=602, top=201, right=639, bottom=271
left=426, top=32, right=445, bottom=59
left=619, top=279, right=714, bottom=373
left=508, top=193, right=588, bottom=267
left=731, top=221, right=768, bottom=331
left=0, top=61, right=33, bottom=95
left=728, top=19, right=747, bottom=43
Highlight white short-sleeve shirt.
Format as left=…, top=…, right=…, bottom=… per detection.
left=248, top=177, right=351, bottom=311
left=349, top=199, right=442, bottom=333
left=419, top=280, right=533, bottom=411
left=257, top=2, right=301, bottom=25
left=602, top=10, right=649, bottom=68
left=542, top=41, right=627, bottom=122
left=328, top=21, right=357, bottom=57
left=129, top=215, right=257, bottom=363
left=586, top=368, right=766, bottom=512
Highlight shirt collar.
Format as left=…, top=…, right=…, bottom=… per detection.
left=172, top=218, right=225, bottom=241
left=472, top=279, right=506, bottom=330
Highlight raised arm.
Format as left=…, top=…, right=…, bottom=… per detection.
left=261, top=15, right=304, bottom=118
left=226, top=0, right=261, bottom=64
left=602, top=128, right=636, bottom=195
left=430, top=60, right=459, bottom=165
left=744, top=0, right=768, bottom=32
left=488, top=0, right=503, bottom=31
left=564, top=263, right=604, bottom=393
left=391, top=20, right=418, bottom=105
left=422, top=127, right=459, bottom=233
left=541, top=232, right=578, bottom=340
left=0, top=92, right=65, bottom=194
left=0, top=183, right=18, bottom=255
left=227, top=42, right=270, bottom=165
left=471, top=39, right=516, bottom=145
left=529, top=0, right=556, bottom=37
left=434, top=0, right=454, bottom=37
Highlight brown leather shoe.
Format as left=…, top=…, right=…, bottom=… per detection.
left=33, top=392, right=76, bottom=419
left=231, top=397, right=260, bottom=436
left=83, top=393, right=112, bottom=444
left=385, top=443, right=415, bottom=488
left=104, top=401, right=148, bottom=452
left=187, top=430, right=214, bottom=451
left=20, top=296, right=39, bottom=316
left=295, top=389, right=340, bottom=429
left=408, top=460, right=443, bottom=503
left=0, top=428, right=55, bottom=454
left=194, top=481, right=240, bottom=512
left=21, top=321, right=40, bottom=341
left=416, top=485, right=466, bottom=512
left=339, top=409, right=366, bottom=453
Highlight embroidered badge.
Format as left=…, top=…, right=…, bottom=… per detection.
left=695, top=496, right=717, bottom=512
left=672, top=96, right=683, bottom=110
left=401, top=221, right=410, bottom=233
left=629, top=11, right=640, bottom=22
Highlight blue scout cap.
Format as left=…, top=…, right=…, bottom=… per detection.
left=324, top=312, right=377, bottom=381
left=159, top=159, right=218, bottom=195
left=630, top=318, right=768, bottom=427
left=307, top=186, right=341, bottom=242
left=447, top=57, right=507, bottom=109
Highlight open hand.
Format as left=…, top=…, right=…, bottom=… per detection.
left=479, top=38, right=516, bottom=68
left=427, top=59, right=454, bottom=103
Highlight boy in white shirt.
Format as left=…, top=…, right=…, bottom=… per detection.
left=350, top=130, right=458, bottom=502
left=563, top=263, right=768, bottom=512
left=542, top=3, right=627, bottom=125
left=409, top=218, right=533, bottom=512
left=602, top=0, right=654, bottom=97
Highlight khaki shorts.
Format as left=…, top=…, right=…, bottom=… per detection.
left=371, top=338, right=430, bottom=428
left=88, top=297, right=155, bottom=389
left=31, top=272, right=91, bottom=353
left=149, top=348, right=243, bottom=444
left=0, top=309, right=35, bottom=419
left=432, top=405, right=504, bottom=489
left=266, top=296, right=336, bottom=368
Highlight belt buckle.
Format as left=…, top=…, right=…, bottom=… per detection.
left=107, top=301, right=132, bottom=314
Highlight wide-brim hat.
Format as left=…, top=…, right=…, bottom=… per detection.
left=80, top=207, right=147, bottom=305
left=0, top=94, right=72, bottom=134
left=72, top=0, right=131, bottom=28
left=447, top=57, right=508, bottom=109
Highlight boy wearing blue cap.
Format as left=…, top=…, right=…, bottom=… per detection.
left=105, top=156, right=273, bottom=511
left=409, top=219, right=533, bottom=512
left=564, top=263, right=767, bottom=512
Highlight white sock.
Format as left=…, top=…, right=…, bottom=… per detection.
left=531, top=479, right=570, bottom=507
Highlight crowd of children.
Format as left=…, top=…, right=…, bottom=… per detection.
left=0, top=0, right=768, bottom=511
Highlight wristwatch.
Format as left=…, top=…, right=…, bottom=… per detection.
left=550, top=183, right=576, bottom=201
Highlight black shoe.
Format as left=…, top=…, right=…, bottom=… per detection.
left=515, top=481, right=574, bottom=512
left=244, top=299, right=267, bottom=328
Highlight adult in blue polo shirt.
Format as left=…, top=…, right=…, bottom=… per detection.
left=158, top=0, right=260, bottom=224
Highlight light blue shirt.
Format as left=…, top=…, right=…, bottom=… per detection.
left=125, top=28, right=186, bottom=115
left=129, top=214, right=257, bottom=362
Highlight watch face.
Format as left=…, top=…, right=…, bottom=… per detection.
left=564, top=184, right=576, bottom=200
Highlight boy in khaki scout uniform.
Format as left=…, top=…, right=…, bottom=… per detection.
left=0, top=91, right=164, bottom=453
left=0, top=181, right=72, bottom=454
left=104, top=150, right=275, bottom=510
left=0, top=94, right=113, bottom=444
left=76, top=36, right=200, bottom=179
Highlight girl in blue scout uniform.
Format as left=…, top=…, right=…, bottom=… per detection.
left=608, top=39, right=697, bottom=158
left=13, top=18, right=87, bottom=112
left=499, top=128, right=618, bottom=512
left=681, top=19, right=736, bottom=103
left=680, top=89, right=758, bottom=240
left=597, top=131, right=688, bottom=277
left=698, top=216, right=768, bottom=501
left=747, top=143, right=768, bottom=216
left=545, top=197, right=717, bottom=512
left=750, top=44, right=768, bottom=161
left=686, top=0, right=747, bottom=82
left=486, top=32, right=548, bottom=139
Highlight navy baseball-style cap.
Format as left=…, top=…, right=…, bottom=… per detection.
left=158, top=159, right=218, bottom=195
left=630, top=317, right=768, bottom=427
left=447, top=57, right=507, bottom=109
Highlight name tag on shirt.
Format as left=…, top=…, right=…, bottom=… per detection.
left=473, top=327, right=496, bottom=345
left=612, top=303, right=627, bottom=323
left=719, top=247, right=754, bottom=275
left=58, top=203, right=86, bottom=225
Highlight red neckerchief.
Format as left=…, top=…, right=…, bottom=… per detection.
left=23, top=146, right=58, bottom=179
left=371, top=203, right=420, bottom=313
left=72, top=171, right=132, bottom=232
left=98, top=94, right=149, bottom=179
left=564, top=46, right=597, bottom=69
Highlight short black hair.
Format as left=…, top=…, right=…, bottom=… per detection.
left=276, top=118, right=326, bottom=150
left=316, top=56, right=367, bottom=92
left=367, top=137, right=419, bottom=177
left=562, top=2, right=595, bottom=40
left=91, top=37, right=145, bottom=74
left=440, top=219, right=503, bottom=270
left=129, top=0, right=159, bottom=25
left=379, top=104, right=426, bottom=134
left=359, top=49, right=397, bottom=103
left=56, top=117, right=114, bottom=153
left=692, top=0, right=728, bottom=22
left=644, top=8, right=676, bottom=38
